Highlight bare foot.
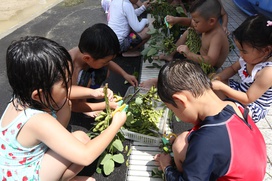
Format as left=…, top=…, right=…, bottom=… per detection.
left=139, top=78, right=158, bottom=89
left=122, top=50, right=141, bottom=57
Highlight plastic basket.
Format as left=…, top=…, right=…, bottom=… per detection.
left=121, top=86, right=169, bottom=145
left=121, top=108, right=169, bottom=145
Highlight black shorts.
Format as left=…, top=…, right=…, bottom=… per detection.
left=120, top=32, right=142, bottom=52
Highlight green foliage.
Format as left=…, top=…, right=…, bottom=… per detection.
left=88, top=85, right=126, bottom=176
left=142, top=0, right=187, bottom=63
left=185, top=27, right=201, bottom=54
left=124, top=86, right=164, bottom=136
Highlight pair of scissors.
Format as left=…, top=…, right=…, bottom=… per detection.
left=123, top=88, right=140, bottom=105
left=111, top=88, right=141, bottom=117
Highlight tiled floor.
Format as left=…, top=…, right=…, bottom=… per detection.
left=221, top=0, right=272, bottom=180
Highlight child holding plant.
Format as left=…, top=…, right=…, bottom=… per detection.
left=154, top=59, right=266, bottom=180
left=160, top=0, right=229, bottom=68
left=139, top=0, right=229, bottom=88
left=211, top=14, right=272, bottom=123
left=69, top=23, right=138, bottom=116
left=0, top=36, right=127, bottom=181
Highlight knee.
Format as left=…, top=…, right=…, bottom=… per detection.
left=72, top=131, right=90, bottom=144
left=172, top=131, right=189, bottom=151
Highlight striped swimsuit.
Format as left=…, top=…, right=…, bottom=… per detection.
left=229, top=57, right=272, bottom=122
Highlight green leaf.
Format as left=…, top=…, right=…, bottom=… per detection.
left=96, top=167, right=102, bottom=174
left=141, top=46, right=151, bottom=56
left=127, top=148, right=132, bottom=157
left=147, top=28, right=157, bottom=35
left=176, top=7, right=185, bottom=16
left=135, top=97, right=143, bottom=105
left=126, top=159, right=129, bottom=167
left=112, top=153, right=125, bottom=164
left=100, top=154, right=112, bottom=165
left=152, top=62, right=162, bottom=68
left=125, top=112, right=134, bottom=127
left=112, top=139, right=124, bottom=151
left=147, top=48, right=158, bottom=57
left=103, top=159, right=115, bottom=175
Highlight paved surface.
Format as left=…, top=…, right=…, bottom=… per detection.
left=0, top=0, right=271, bottom=180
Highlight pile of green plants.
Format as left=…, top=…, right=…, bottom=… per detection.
left=89, top=85, right=165, bottom=176
left=141, top=0, right=187, bottom=63
left=123, top=86, right=164, bottom=136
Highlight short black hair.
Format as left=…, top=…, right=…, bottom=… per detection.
left=78, top=23, right=120, bottom=60
left=189, top=0, right=221, bottom=20
left=157, top=59, right=212, bottom=107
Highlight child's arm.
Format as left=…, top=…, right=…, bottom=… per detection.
left=56, top=99, right=72, bottom=128
left=176, top=33, right=225, bottom=67
left=70, top=85, right=114, bottom=101
left=108, top=61, right=138, bottom=87
left=32, top=111, right=126, bottom=166
left=134, top=0, right=150, bottom=16
left=216, top=61, right=240, bottom=81
left=218, top=0, right=229, bottom=34
left=213, top=66, right=272, bottom=105
left=125, top=3, right=149, bottom=32
left=166, top=15, right=192, bottom=27
left=71, top=99, right=117, bottom=113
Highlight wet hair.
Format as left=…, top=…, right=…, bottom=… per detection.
left=157, top=59, right=212, bottom=107
left=78, top=23, right=120, bottom=60
left=6, top=36, right=73, bottom=111
left=233, top=14, right=272, bottom=50
left=189, top=0, right=221, bottom=20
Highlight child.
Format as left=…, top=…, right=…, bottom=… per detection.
left=0, top=36, right=126, bottom=180
left=69, top=23, right=138, bottom=114
left=139, top=0, right=229, bottom=88
left=211, top=14, right=272, bottom=123
left=160, top=0, right=229, bottom=69
left=154, top=59, right=266, bottom=180
left=108, top=0, right=151, bottom=57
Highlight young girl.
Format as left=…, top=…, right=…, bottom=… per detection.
left=0, top=36, right=126, bottom=180
left=212, top=14, right=272, bottom=122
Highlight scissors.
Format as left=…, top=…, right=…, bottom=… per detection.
left=111, top=88, right=141, bottom=117
left=123, top=88, right=140, bottom=104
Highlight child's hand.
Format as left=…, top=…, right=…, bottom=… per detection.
left=124, top=74, right=138, bottom=87
left=176, top=45, right=190, bottom=56
left=211, top=80, right=223, bottom=91
left=111, top=111, right=127, bottom=128
left=143, top=0, right=150, bottom=8
left=222, top=26, right=230, bottom=35
left=109, top=101, right=118, bottom=109
left=93, top=88, right=114, bottom=101
left=165, top=15, right=176, bottom=26
left=154, top=153, right=172, bottom=172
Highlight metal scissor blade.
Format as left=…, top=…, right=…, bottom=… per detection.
left=123, top=88, right=140, bottom=104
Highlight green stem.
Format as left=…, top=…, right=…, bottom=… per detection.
left=104, top=83, right=111, bottom=115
